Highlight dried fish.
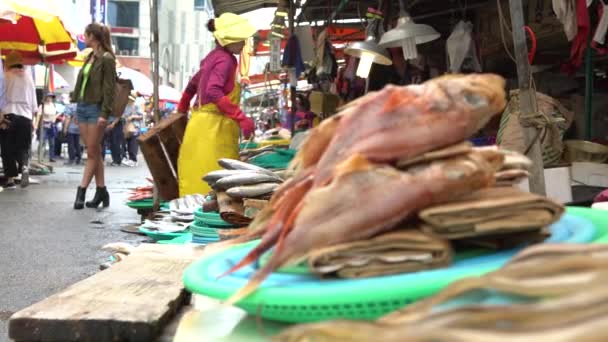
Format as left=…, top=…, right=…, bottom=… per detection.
left=226, top=183, right=279, bottom=199
left=218, top=158, right=277, bottom=177
left=219, top=74, right=508, bottom=303
left=214, top=173, right=282, bottom=190
left=202, top=169, right=255, bottom=185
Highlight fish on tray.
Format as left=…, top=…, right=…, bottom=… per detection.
left=308, top=229, right=452, bottom=278
left=215, top=74, right=508, bottom=304
left=226, top=183, right=279, bottom=199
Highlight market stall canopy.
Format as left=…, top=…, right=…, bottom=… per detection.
left=33, top=64, right=70, bottom=89
left=212, top=0, right=278, bottom=15
left=117, top=66, right=153, bottom=96
left=159, top=85, right=182, bottom=103
left=0, top=0, right=61, bottom=23
left=0, top=0, right=76, bottom=65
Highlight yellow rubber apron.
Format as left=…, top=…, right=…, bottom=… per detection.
left=178, top=84, right=241, bottom=196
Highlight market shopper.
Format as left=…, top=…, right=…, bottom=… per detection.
left=37, top=93, right=58, bottom=162
left=103, top=113, right=124, bottom=167
left=176, top=13, right=256, bottom=196
left=122, top=93, right=143, bottom=166
left=0, top=51, right=37, bottom=189
left=62, top=99, right=82, bottom=165
left=71, top=22, right=116, bottom=209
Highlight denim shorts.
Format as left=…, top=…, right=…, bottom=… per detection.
left=76, top=103, right=102, bottom=124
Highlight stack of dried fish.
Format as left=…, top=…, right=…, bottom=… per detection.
left=275, top=244, right=608, bottom=342
left=168, top=194, right=206, bottom=222
left=202, top=158, right=284, bottom=226
left=213, top=73, right=563, bottom=304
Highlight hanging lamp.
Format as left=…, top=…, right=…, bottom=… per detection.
left=378, top=0, right=440, bottom=60
left=344, top=6, right=392, bottom=78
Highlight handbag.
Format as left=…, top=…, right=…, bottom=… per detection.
left=123, top=120, right=137, bottom=138
left=104, top=52, right=133, bottom=118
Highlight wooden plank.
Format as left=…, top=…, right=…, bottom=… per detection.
left=138, top=113, right=188, bottom=200
left=509, top=0, right=547, bottom=196
left=9, top=244, right=205, bottom=342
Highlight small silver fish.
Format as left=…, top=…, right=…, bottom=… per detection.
left=214, top=173, right=282, bottom=190
left=226, top=183, right=279, bottom=199
left=203, top=169, right=254, bottom=185
left=218, top=158, right=276, bottom=177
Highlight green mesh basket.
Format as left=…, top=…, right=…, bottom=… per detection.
left=193, top=208, right=235, bottom=228
left=184, top=211, right=599, bottom=323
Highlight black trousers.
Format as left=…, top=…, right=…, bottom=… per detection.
left=126, top=135, right=139, bottom=162
left=66, top=133, right=82, bottom=162
left=0, top=114, right=32, bottom=178
left=102, top=120, right=124, bottom=164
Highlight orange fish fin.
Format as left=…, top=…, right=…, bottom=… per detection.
left=334, top=154, right=374, bottom=178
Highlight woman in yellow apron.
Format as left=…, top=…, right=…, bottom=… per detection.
left=177, top=13, right=256, bottom=196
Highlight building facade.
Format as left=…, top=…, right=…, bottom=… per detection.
left=158, top=0, right=215, bottom=90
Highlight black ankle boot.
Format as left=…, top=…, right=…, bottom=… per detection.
left=74, top=186, right=86, bottom=210
left=86, top=186, right=110, bottom=208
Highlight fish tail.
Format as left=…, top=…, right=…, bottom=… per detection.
left=225, top=201, right=305, bottom=305
left=224, top=254, right=282, bottom=305
left=216, top=205, right=288, bottom=279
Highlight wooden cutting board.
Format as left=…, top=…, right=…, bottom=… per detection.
left=9, top=244, right=205, bottom=342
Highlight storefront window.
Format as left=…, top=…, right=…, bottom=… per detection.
left=108, top=1, right=140, bottom=28
left=113, top=37, right=139, bottom=56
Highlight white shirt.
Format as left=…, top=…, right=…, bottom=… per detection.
left=0, top=68, right=37, bottom=120
left=38, top=102, right=57, bottom=123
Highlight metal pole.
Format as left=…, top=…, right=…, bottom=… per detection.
left=38, top=44, right=49, bottom=163
left=289, top=0, right=297, bottom=134
left=150, top=0, right=161, bottom=211
left=151, top=0, right=161, bottom=124
left=584, top=36, right=594, bottom=140
left=508, top=0, right=546, bottom=195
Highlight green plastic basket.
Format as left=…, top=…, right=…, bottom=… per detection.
left=193, top=208, right=235, bottom=228
left=184, top=211, right=598, bottom=323
left=240, top=142, right=260, bottom=150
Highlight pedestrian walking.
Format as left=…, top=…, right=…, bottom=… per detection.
left=103, top=115, right=124, bottom=166
left=122, top=92, right=142, bottom=166
left=62, top=99, right=81, bottom=165
left=0, top=51, right=37, bottom=189
left=37, top=93, right=58, bottom=162
left=71, top=22, right=116, bottom=209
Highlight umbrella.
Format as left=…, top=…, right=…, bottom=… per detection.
left=0, top=0, right=59, bottom=22
left=33, top=64, right=69, bottom=89
left=0, top=0, right=76, bottom=64
left=159, top=85, right=182, bottom=103
left=117, top=66, right=153, bottom=96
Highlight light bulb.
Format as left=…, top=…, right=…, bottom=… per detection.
left=356, top=51, right=374, bottom=78
left=401, top=37, right=418, bottom=60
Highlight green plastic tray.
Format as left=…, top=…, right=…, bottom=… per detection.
left=138, top=226, right=189, bottom=241
left=126, top=199, right=168, bottom=210
left=567, top=206, right=608, bottom=242
left=184, top=211, right=598, bottom=323
left=158, top=233, right=193, bottom=245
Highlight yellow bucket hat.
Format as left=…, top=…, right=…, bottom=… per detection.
left=213, top=13, right=257, bottom=47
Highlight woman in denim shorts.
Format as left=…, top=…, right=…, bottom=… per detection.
left=70, top=23, right=116, bottom=209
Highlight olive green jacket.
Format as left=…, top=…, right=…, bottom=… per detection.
left=71, top=50, right=116, bottom=119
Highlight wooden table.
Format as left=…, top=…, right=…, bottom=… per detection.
left=9, top=244, right=205, bottom=342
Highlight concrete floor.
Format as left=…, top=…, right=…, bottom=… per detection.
left=0, top=161, right=151, bottom=341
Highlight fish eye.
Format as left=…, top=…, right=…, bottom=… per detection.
left=463, top=91, right=487, bottom=107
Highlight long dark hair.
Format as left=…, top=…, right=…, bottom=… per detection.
left=85, top=22, right=115, bottom=58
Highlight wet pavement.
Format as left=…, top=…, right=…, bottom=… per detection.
left=0, top=161, right=152, bottom=341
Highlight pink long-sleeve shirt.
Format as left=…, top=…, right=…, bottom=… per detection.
left=182, top=46, right=237, bottom=108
